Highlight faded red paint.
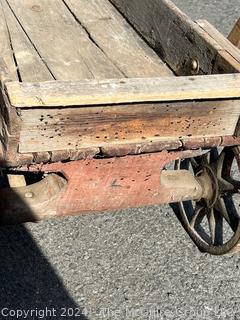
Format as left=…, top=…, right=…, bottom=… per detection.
left=21, top=150, right=201, bottom=219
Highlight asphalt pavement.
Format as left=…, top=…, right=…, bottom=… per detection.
left=1, top=1, right=240, bottom=319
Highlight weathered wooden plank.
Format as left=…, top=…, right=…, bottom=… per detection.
left=228, top=18, right=240, bottom=137
left=6, top=0, right=123, bottom=80
left=0, top=0, right=18, bottom=81
left=0, top=91, right=9, bottom=160
left=64, top=0, right=172, bottom=77
left=228, top=18, right=240, bottom=49
left=197, top=20, right=240, bottom=63
left=1, top=86, right=25, bottom=165
left=100, top=140, right=182, bottom=157
left=7, top=174, right=26, bottom=187
left=18, top=100, right=239, bottom=153
left=5, top=73, right=240, bottom=108
left=197, top=20, right=240, bottom=73
left=5, top=134, right=240, bottom=167
left=213, top=51, right=240, bottom=74
left=2, top=0, right=240, bottom=165
left=0, top=2, right=21, bottom=164
left=110, top=0, right=240, bottom=75
left=1, top=0, right=53, bottom=82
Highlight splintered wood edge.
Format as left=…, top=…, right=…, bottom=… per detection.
left=4, top=73, right=240, bottom=108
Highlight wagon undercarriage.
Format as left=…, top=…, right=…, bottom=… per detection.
left=0, top=0, right=240, bottom=255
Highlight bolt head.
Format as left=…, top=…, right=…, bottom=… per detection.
left=191, top=59, right=199, bottom=73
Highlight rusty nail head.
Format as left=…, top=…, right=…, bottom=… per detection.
left=31, top=5, right=42, bottom=12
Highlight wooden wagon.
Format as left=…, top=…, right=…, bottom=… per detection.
left=0, top=0, right=240, bottom=255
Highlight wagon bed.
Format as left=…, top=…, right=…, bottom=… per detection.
left=1, top=0, right=240, bottom=255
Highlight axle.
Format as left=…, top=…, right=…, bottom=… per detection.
left=0, top=150, right=211, bottom=225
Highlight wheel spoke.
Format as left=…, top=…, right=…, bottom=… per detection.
left=217, top=147, right=240, bottom=193
left=214, top=196, right=240, bottom=232
left=220, top=147, right=236, bottom=181
left=190, top=158, right=200, bottom=170
left=207, top=208, right=216, bottom=244
left=233, top=147, right=240, bottom=171
left=236, top=157, right=240, bottom=172
left=177, top=159, right=189, bottom=171
left=202, top=152, right=211, bottom=165
left=225, top=179, right=240, bottom=193
left=189, top=205, right=205, bottom=228
left=210, top=148, right=220, bottom=162
left=207, top=208, right=223, bottom=245
left=214, top=197, right=230, bottom=224
left=216, top=150, right=227, bottom=179
left=174, top=147, right=240, bottom=254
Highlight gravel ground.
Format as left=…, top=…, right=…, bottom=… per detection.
left=1, top=2, right=240, bottom=320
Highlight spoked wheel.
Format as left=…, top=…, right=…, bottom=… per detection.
left=175, top=146, right=240, bottom=255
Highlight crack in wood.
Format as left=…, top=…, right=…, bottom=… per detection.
left=4, top=0, right=56, bottom=80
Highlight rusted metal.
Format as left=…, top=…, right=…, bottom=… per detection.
left=3, top=135, right=240, bottom=168
left=222, top=135, right=240, bottom=146
left=182, top=136, right=222, bottom=149
left=175, top=147, right=240, bottom=255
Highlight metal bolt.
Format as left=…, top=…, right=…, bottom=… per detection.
left=191, top=59, right=199, bottom=73
left=25, top=192, right=34, bottom=199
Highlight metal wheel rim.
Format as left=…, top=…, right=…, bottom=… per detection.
left=175, top=147, right=240, bottom=255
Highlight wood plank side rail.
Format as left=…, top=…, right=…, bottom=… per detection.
left=110, top=0, right=240, bottom=75
left=5, top=73, right=240, bottom=108
left=228, top=17, right=240, bottom=136
left=228, top=18, right=240, bottom=49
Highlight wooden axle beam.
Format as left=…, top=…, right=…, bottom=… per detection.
left=0, top=150, right=204, bottom=225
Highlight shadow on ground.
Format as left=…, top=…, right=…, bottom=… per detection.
left=0, top=172, right=87, bottom=320
left=0, top=224, right=88, bottom=320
